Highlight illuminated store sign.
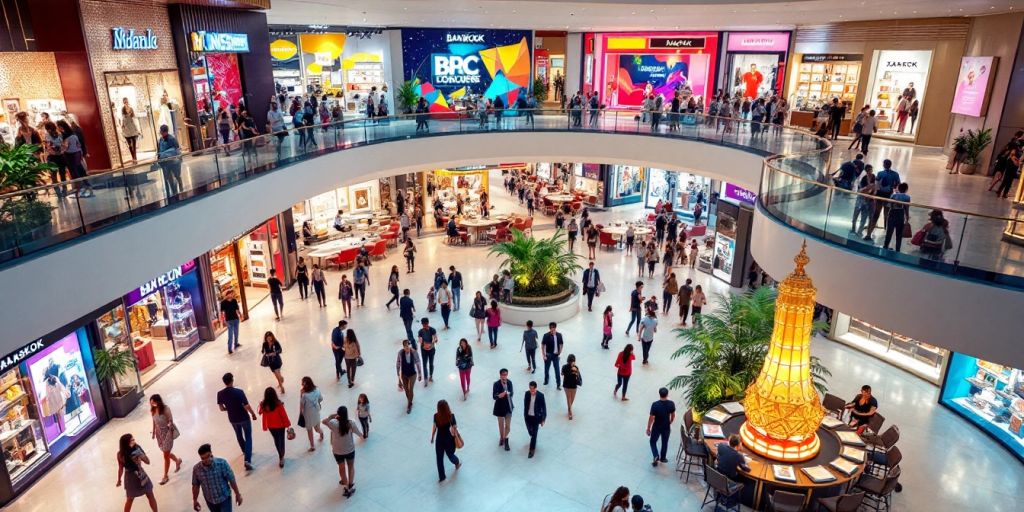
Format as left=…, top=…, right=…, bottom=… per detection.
left=112, top=27, right=158, bottom=50
left=801, top=54, right=861, bottom=63
left=190, top=31, right=250, bottom=53
left=726, top=32, right=790, bottom=53
left=0, top=339, right=45, bottom=372
left=650, top=37, right=705, bottom=49
left=126, top=260, right=198, bottom=303
left=431, top=54, right=482, bottom=84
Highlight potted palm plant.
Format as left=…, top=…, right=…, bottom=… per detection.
left=953, top=128, right=993, bottom=175
left=532, top=77, right=549, bottom=103
left=668, top=287, right=831, bottom=417
left=94, top=346, right=143, bottom=418
left=0, top=143, right=55, bottom=254
left=396, top=79, right=420, bottom=115
left=488, top=228, right=582, bottom=305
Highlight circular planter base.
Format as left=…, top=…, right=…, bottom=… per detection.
left=501, top=286, right=581, bottom=326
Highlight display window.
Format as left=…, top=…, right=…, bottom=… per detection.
left=124, top=260, right=204, bottom=385
left=209, top=243, right=246, bottom=328
left=644, top=168, right=711, bottom=217
left=585, top=32, right=719, bottom=111
left=270, top=35, right=302, bottom=96
left=711, top=201, right=739, bottom=282
left=723, top=32, right=791, bottom=100
left=791, top=54, right=862, bottom=112
left=96, top=304, right=142, bottom=394
left=866, top=50, right=932, bottom=138
left=0, top=53, right=68, bottom=147
left=429, top=170, right=488, bottom=203
left=940, top=353, right=1024, bottom=461
left=104, top=70, right=190, bottom=166
left=191, top=52, right=243, bottom=115
left=608, top=165, right=644, bottom=205
left=238, top=218, right=284, bottom=306
left=830, top=313, right=947, bottom=383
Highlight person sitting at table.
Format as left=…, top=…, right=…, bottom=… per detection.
left=334, top=210, right=352, bottom=232
left=716, top=435, right=750, bottom=480
left=302, top=221, right=314, bottom=242
left=845, top=384, right=879, bottom=431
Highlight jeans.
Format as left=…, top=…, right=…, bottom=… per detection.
left=615, top=374, right=631, bottom=396
left=402, top=317, right=416, bottom=346
left=458, top=368, right=472, bottom=393
left=544, top=354, right=561, bottom=387
left=230, top=420, right=253, bottom=464
left=487, top=326, right=499, bottom=346
left=435, top=438, right=459, bottom=479
left=269, top=427, right=286, bottom=458
left=641, top=340, right=653, bottom=363
left=161, top=163, right=183, bottom=198
left=313, top=281, right=326, bottom=306
left=207, top=497, right=233, bottom=512
left=852, top=199, right=873, bottom=232
left=270, top=292, right=284, bottom=317
left=650, top=426, right=671, bottom=460
left=226, top=319, right=239, bottom=353
left=297, top=278, right=309, bottom=299
left=679, top=303, right=690, bottom=324
left=354, top=283, right=366, bottom=305
left=345, top=358, right=358, bottom=385
left=526, top=416, right=541, bottom=451
left=626, top=309, right=641, bottom=334
left=333, top=350, right=345, bottom=379
left=386, top=287, right=399, bottom=308
left=883, top=211, right=907, bottom=251
left=662, top=291, right=673, bottom=313
left=421, top=347, right=435, bottom=379
left=359, top=417, right=370, bottom=436
left=440, top=304, right=451, bottom=328
left=452, top=288, right=461, bottom=310
left=525, top=348, right=537, bottom=370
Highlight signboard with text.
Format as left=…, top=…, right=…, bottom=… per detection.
left=951, top=56, right=997, bottom=117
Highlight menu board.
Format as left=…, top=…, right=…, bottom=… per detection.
left=801, top=465, right=837, bottom=483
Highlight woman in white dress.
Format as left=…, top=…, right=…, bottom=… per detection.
left=299, top=376, right=324, bottom=451
left=120, top=98, right=141, bottom=162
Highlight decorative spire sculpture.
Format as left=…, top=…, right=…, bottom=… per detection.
left=740, top=242, right=826, bottom=461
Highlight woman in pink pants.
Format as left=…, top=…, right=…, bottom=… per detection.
left=455, top=338, right=474, bottom=400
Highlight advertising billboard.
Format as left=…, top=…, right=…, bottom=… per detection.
left=401, top=28, right=532, bottom=113
left=951, top=56, right=997, bottom=117
left=610, top=54, right=708, bottom=107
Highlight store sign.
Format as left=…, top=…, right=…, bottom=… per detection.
left=650, top=37, right=705, bottom=49
left=126, top=260, right=198, bottom=304
left=190, top=31, right=250, bottom=53
left=0, top=338, right=46, bottom=373
left=801, top=54, right=861, bottom=63
left=882, top=59, right=923, bottom=70
left=951, top=56, right=997, bottom=117
left=726, top=33, right=790, bottom=53
left=111, top=27, right=158, bottom=50
left=723, top=182, right=757, bottom=205
left=431, top=53, right=482, bottom=84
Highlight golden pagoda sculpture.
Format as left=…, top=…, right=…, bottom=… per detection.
left=740, top=242, right=826, bottom=462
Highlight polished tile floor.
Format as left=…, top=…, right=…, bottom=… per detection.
left=8, top=179, right=1023, bottom=512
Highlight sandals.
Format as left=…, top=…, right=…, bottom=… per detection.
left=159, top=477, right=169, bottom=485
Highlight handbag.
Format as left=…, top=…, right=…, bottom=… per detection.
left=911, top=229, right=926, bottom=246
left=452, top=426, right=465, bottom=450
left=901, top=222, right=913, bottom=239
left=286, top=427, right=296, bottom=441
left=260, top=354, right=271, bottom=367
left=297, top=412, right=306, bottom=429
left=170, top=423, right=181, bottom=440
left=357, top=356, right=364, bottom=367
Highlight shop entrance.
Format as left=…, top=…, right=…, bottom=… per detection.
left=191, top=53, right=244, bottom=116
left=866, top=50, right=932, bottom=140
left=104, top=71, right=189, bottom=167
left=237, top=218, right=285, bottom=308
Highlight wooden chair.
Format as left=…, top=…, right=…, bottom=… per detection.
left=701, top=466, right=742, bottom=511
left=817, top=492, right=866, bottom=512
left=768, top=490, right=806, bottom=512
left=822, top=393, right=847, bottom=419
left=675, top=433, right=708, bottom=483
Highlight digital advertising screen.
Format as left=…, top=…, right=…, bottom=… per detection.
left=25, top=329, right=98, bottom=446
left=951, top=56, right=997, bottom=117
left=401, top=28, right=532, bottom=114
left=610, top=54, right=708, bottom=107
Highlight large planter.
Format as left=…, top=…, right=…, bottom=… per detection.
left=501, top=285, right=580, bottom=326
left=107, top=387, right=144, bottom=418
left=960, top=163, right=978, bottom=175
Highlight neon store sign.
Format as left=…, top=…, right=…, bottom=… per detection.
left=111, top=27, right=158, bottom=50
left=190, top=31, right=250, bottom=53
left=126, top=260, right=197, bottom=303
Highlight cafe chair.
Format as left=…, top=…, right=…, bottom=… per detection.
left=457, top=228, right=470, bottom=246
left=854, top=465, right=901, bottom=512
left=369, top=240, right=388, bottom=259
left=520, top=217, right=534, bottom=235
left=674, top=412, right=700, bottom=463
left=767, top=490, right=806, bottom=512
left=864, top=425, right=900, bottom=456
left=816, top=492, right=866, bottom=512
left=676, top=433, right=708, bottom=483
left=822, top=393, right=847, bottom=420
left=599, top=231, right=617, bottom=249
left=861, top=413, right=886, bottom=438
left=867, top=445, right=902, bottom=480
left=701, top=466, right=743, bottom=512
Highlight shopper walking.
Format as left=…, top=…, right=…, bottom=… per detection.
left=191, top=443, right=242, bottom=512
left=626, top=281, right=644, bottom=335
left=219, top=291, right=242, bottom=355
left=216, top=373, right=257, bottom=471
left=431, top=400, right=462, bottom=482
left=586, top=223, right=600, bottom=259
left=523, top=382, right=547, bottom=458
left=560, top=355, right=582, bottom=420
left=418, top=318, right=438, bottom=384
left=689, top=240, right=698, bottom=269
left=662, top=272, right=678, bottom=315
left=399, top=289, right=417, bottom=345
left=385, top=265, right=400, bottom=310
left=268, top=269, right=284, bottom=319
left=403, top=239, right=417, bottom=273
left=455, top=338, right=474, bottom=399
left=492, top=369, right=515, bottom=451
left=437, top=281, right=453, bottom=329
left=485, top=300, right=502, bottom=348
left=613, top=344, right=636, bottom=401
left=352, top=263, right=369, bottom=307
left=859, top=109, right=878, bottom=155
left=260, top=331, right=285, bottom=394
left=396, top=340, right=423, bottom=414
left=309, top=264, right=327, bottom=307
left=356, top=394, right=371, bottom=437
left=637, top=310, right=658, bottom=365
left=149, top=395, right=182, bottom=485
left=691, top=285, right=707, bottom=326
left=448, top=266, right=463, bottom=310
left=865, top=159, right=901, bottom=241
left=323, top=406, right=365, bottom=498
left=339, top=275, right=353, bottom=318
left=116, top=433, right=158, bottom=512
left=330, top=321, right=348, bottom=381
left=646, top=387, right=677, bottom=467
left=343, top=330, right=362, bottom=388
left=519, top=320, right=539, bottom=373
left=645, top=242, right=659, bottom=278
left=299, top=377, right=324, bottom=451
left=582, top=261, right=602, bottom=312
left=295, top=258, right=310, bottom=300
left=677, top=278, right=693, bottom=326
left=567, top=218, right=579, bottom=252
left=470, top=291, right=487, bottom=342
left=883, top=182, right=911, bottom=252
left=541, top=322, right=565, bottom=389
left=851, top=166, right=876, bottom=235
left=258, top=387, right=291, bottom=468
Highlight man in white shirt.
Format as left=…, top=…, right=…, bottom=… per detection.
left=638, top=309, right=658, bottom=365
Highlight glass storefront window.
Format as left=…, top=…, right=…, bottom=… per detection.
left=96, top=305, right=141, bottom=394
left=609, top=165, right=644, bottom=204
left=867, top=50, right=932, bottom=138
left=209, top=243, right=244, bottom=327
left=0, top=366, right=48, bottom=486
left=940, top=353, right=1024, bottom=461
left=831, top=313, right=947, bottom=383
left=104, top=70, right=190, bottom=167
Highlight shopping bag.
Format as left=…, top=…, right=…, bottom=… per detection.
left=901, top=222, right=913, bottom=239
left=911, top=229, right=925, bottom=246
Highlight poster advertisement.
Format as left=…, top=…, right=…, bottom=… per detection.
left=610, top=53, right=709, bottom=107
left=951, top=56, right=996, bottom=117
left=401, top=28, right=532, bottom=114
left=25, top=330, right=98, bottom=446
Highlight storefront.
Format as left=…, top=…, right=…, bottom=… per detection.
left=571, top=163, right=605, bottom=206
left=204, top=242, right=248, bottom=332
left=123, top=259, right=208, bottom=386
left=427, top=169, right=489, bottom=204
left=607, top=165, right=645, bottom=206
left=864, top=50, right=933, bottom=139
left=534, top=31, right=568, bottom=103
left=582, top=31, right=719, bottom=110
left=270, top=34, right=302, bottom=96
left=829, top=314, right=948, bottom=384
left=236, top=218, right=287, bottom=307
left=940, top=353, right=1024, bottom=462
left=643, top=168, right=711, bottom=221
left=293, top=182, right=386, bottom=243
left=720, top=32, right=791, bottom=100
left=700, top=184, right=755, bottom=287
left=0, top=321, right=106, bottom=505
left=788, top=54, right=862, bottom=133
left=0, top=53, right=69, bottom=147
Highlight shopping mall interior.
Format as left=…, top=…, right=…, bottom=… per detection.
left=1, top=1, right=1023, bottom=511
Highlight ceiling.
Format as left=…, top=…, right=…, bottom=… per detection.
left=265, top=0, right=1021, bottom=31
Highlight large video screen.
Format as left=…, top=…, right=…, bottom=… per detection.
left=609, top=53, right=710, bottom=108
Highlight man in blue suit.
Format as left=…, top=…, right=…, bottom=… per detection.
left=581, top=261, right=602, bottom=312
left=523, top=381, right=547, bottom=458
left=399, top=289, right=417, bottom=346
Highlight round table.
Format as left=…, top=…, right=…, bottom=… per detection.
left=700, top=407, right=866, bottom=511
left=544, top=193, right=576, bottom=204
left=305, top=237, right=377, bottom=263
left=458, top=217, right=507, bottom=244
left=600, top=224, right=653, bottom=242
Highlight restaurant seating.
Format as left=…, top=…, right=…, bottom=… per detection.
left=369, top=240, right=387, bottom=259
left=674, top=411, right=700, bottom=463
left=458, top=230, right=470, bottom=246
left=862, top=412, right=886, bottom=437
left=520, top=216, right=534, bottom=235
left=493, top=228, right=512, bottom=243
left=675, top=432, right=707, bottom=483
left=687, top=224, right=708, bottom=237
left=767, top=490, right=806, bottom=512
left=381, top=230, right=399, bottom=248
left=864, top=425, right=899, bottom=454
left=543, top=202, right=557, bottom=215
left=867, top=445, right=902, bottom=480
left=701, top=466, right=743, bottom=512
left=822, top=393, right=847, bottom=419
left=599, top=231, right=617, bottom=249
left=854, top=465, right=901, bottom=512
left=816, top=492, right=866, bottom=512
left=330, top=247, right=360, bottom=269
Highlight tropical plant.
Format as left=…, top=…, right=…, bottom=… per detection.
left=668, top=286, right=831, bottom=414
left=0, top=144, right=55, bottom=246
left=488, top=228, right=582, bottom=298
left=94, top=346, right=138, bottom=397
left=396, top=79, right=420, bottom=114
left=532, top=77, right=549, bottom=102
left=0, top=143, right=55, bottom=194
left=954, top=128, right=993, bottom=165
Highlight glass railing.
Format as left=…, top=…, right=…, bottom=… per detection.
left=0, top=109, right=828, bottom=265
left=761, top=156, right=1024, bottom=289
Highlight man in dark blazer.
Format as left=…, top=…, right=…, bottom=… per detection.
left=492, top=369, right=514, bottom=451
left=523, top=381, right=547, bottom=458
left=581, top=261, right=602, bottom=312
